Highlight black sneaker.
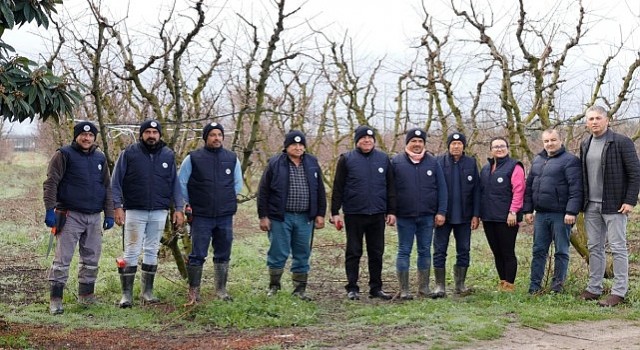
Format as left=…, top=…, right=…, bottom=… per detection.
left=347, top=291, right=360, bottom=300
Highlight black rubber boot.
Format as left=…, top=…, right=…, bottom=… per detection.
left=119, top=266, right=137, bottom=308
left=454, top=265, right=473, bottom=296
left=184, top=265, right=203, bottom=306
left=49, top=282, right=65, bottom=315
left=140, top=264, right=160, bottom=305
left=432, top=267, right=446, bottom=299
left=214, top=262, right=233, bottom=301
left=78, top=282, right=97, bottom=306
left=397, top=270, right=413, bottom=300
left=267, top=268, right=283, bottom=297
left=417, top=269, right=431, bottom=297
left=292, top=273, right=311, bottom=301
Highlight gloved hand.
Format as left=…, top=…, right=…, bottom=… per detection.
left=103, top=217, right=115, bottom=230
left=185, top=204, right=193, bottom=224
left=45, top=209, right=56, bottom=228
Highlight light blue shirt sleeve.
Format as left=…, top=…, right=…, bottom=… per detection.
left=178, top=155, right=192, bottom=204
left=111, top=151, right=127, bottom=208
left=234, top=158, right=243, bottom=196
left=171, top=160, right=185, bottom=211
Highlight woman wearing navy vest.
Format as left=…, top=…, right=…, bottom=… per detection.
left=479, top=137, right=525, bottom=292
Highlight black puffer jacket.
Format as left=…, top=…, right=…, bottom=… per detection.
left=523, top=146, right=583, bottom=215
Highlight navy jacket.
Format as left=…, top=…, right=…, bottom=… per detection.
left=257, top=152, right=327, bottom=222
left=437, top=153, right=480, bottom=222
left=331, top=148, right=396, bottom=216
left=523, top=146, right=583, bottom=215
left=480, top=156, right=523, bottom=222
left=580, top=129, right=640, bottom=213
left=392, top=152, right=447, bottom=217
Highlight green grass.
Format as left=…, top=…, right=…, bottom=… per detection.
left=2, top=152, right=640, bottom=348
left=0, top=333, right=30, bottom=349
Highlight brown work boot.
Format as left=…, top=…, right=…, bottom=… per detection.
left=501, top=281, right=515, bottom=292
left=598, top=295, right=624, bottom=307
left=578, top=290, right=600, bottom=301
left=497, top=280, right=506, bottom=291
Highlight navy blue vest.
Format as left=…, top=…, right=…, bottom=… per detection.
left=392, top=152, right=439, bottom=217
left=121, top=142, right=175, bottom=210
left=342, top=149, right=389, bottom=215
left=480, top=157, right=522, bottom=222
left=187, top=147, right=238, bottom=217
left=437, top=154, right=479, bottom=222
left=58, top=144, right=107, bottom=213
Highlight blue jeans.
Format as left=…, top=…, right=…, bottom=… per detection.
left=529, top=212, right=572, bottom=293
left=267, top=212, right=313, bottom=273
left=123, top=209, right=168, bottom=266
left=396, top=216, right=434, bottom=272
left=433, top=222, right=472, bottom=268
left=584, top=202, right=629, bottom=297
left=188, top=215, right=234, bottom=266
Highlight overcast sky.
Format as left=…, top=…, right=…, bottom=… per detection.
left=4, top=0, right=639, bottom=135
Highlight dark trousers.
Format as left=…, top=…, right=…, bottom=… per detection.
left=188, top=215, right=234, bottom=266
left=483, top=221, right=519, bottom=283
left=344, top=213, right=386, bottom=294
left=433, top=222, right=472, bottom=268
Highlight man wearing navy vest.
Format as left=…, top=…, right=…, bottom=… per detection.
left=111, top=119, right=185, bottom=308
left=43, top=121, right=115, bottom=315
left=433, top=132, right=480, bottom=298
left=179, top=122, right=242, bottom=305
left=331, top=125, right=397, bottom=301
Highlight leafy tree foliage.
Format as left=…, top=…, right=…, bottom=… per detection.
left=0, top=0, right=81, bottom=122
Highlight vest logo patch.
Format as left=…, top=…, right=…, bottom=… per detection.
left=226, top=168, right=231, bottom=175
left=497, top=177, right=504, bottom=183
left=378, top=167, right=384, bottom=173
left=427, top=170, right=433, bottom=176
left=314, top=172, right=318, bottom=178
left=98, top=164, right=102, bottom=170
left=162, top=162, right=168, bottom=168
left=467, top=175, right=473, bottom=181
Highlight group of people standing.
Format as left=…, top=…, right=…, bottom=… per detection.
left=43, top=120, right=242, bottom=314
left=478, top=105, right=639, bottom=308
left=42, top=104, right=639, bottom=315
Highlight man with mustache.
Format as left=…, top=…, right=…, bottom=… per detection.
left=43, top=121, right=115, bottom=315
left=111, top=119, right=185, bottom=308
left=179, top=122, right=243, bottom=305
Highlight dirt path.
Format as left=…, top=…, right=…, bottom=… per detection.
left=462, top=319, right=640, bottom=350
